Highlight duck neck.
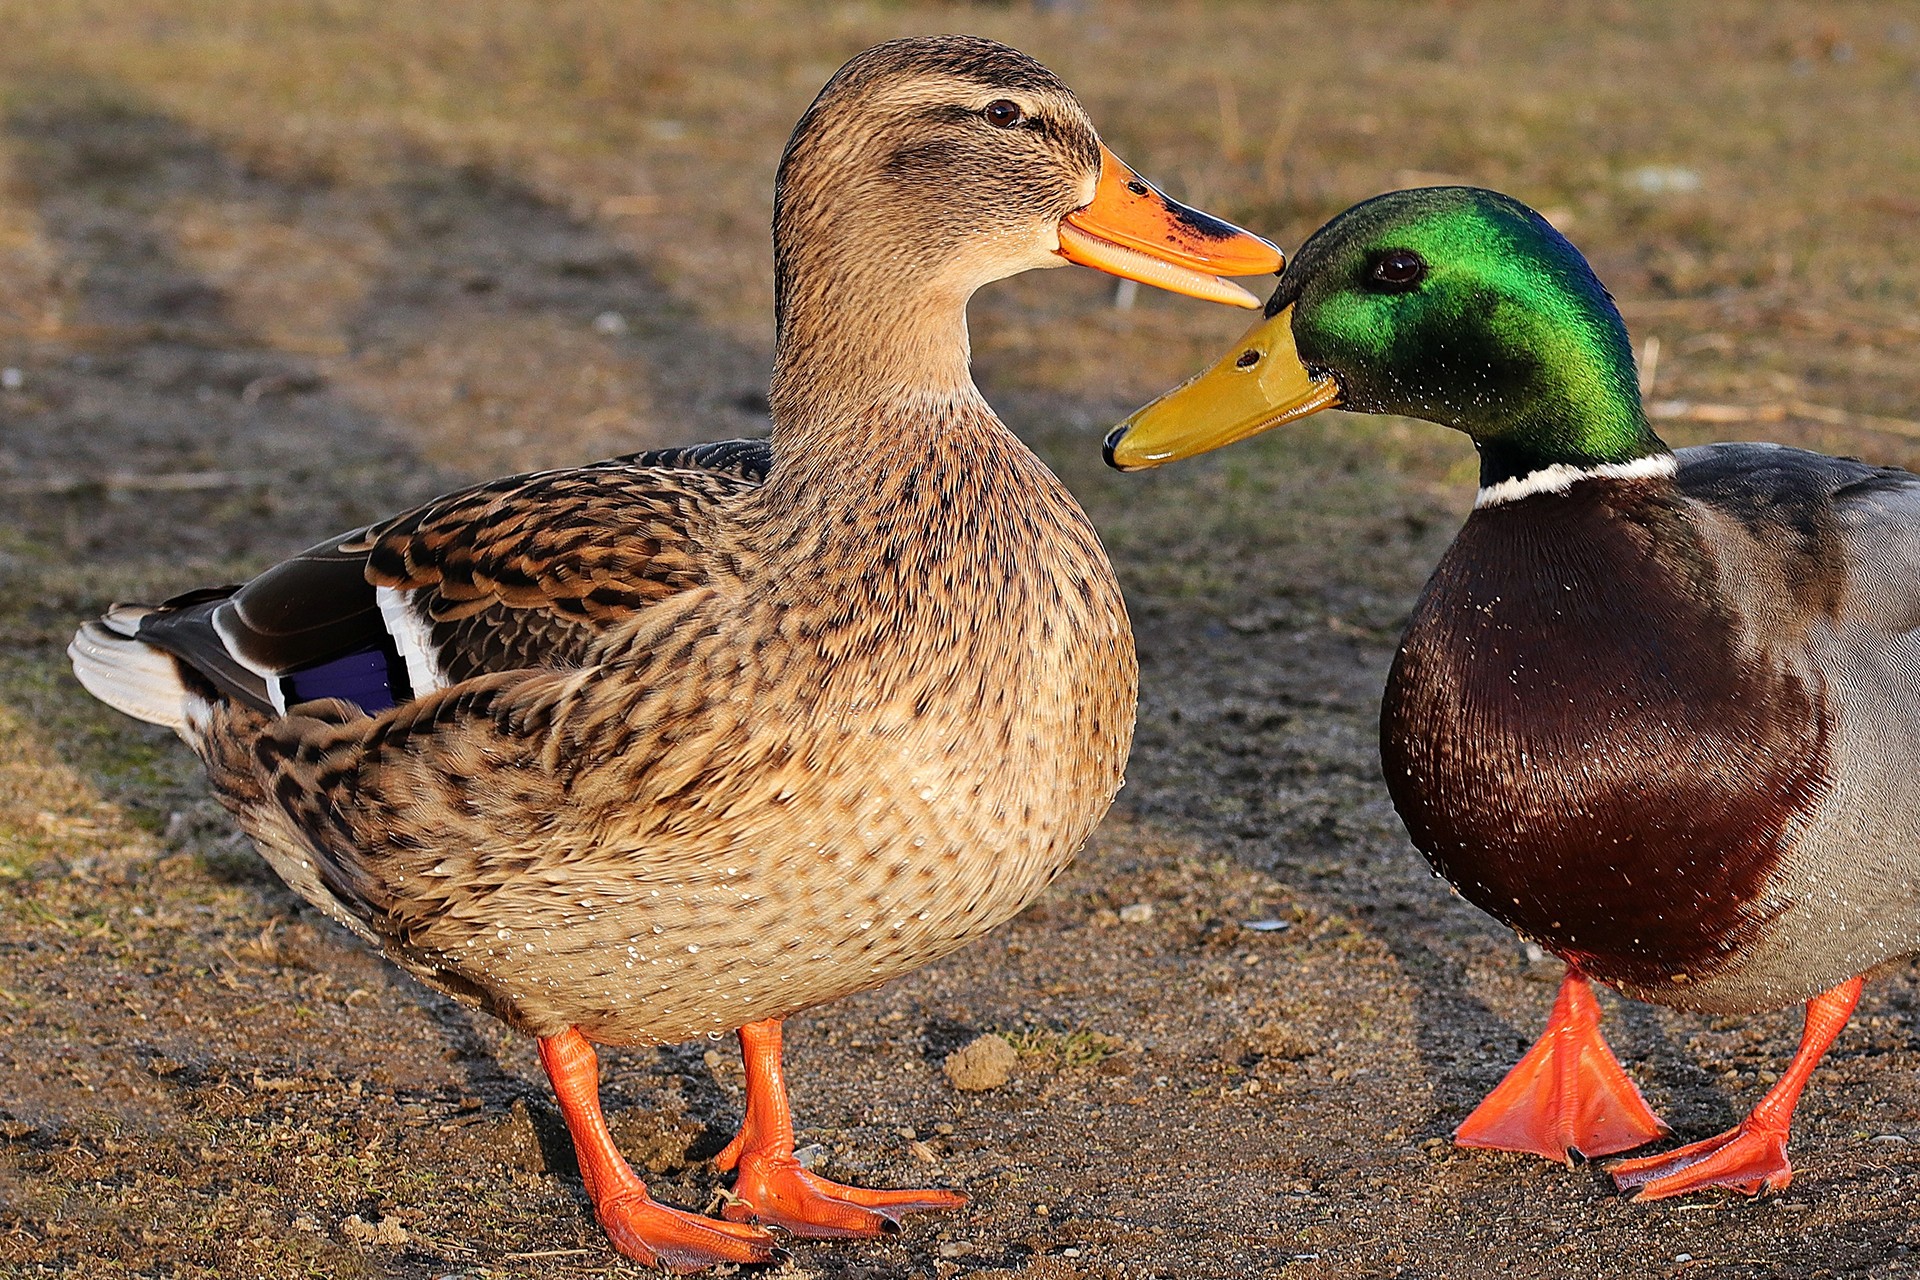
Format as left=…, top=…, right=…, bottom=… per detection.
left=1469, top=332, right=1672, bottom=499
left=1428, top=236, right=1671, bottom=492
left=1474, top=407, right=1672, bottom=505
left=771, top=262, right=978, bottom=435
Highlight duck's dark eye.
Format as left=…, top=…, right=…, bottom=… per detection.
left=983, top=99, right=1024, bottom=129
left=1369, top=249, right=1428, bottom=291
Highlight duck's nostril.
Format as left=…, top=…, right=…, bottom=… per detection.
left=1236, top=349, right=1262, bottom=369
left=1126, top=180, right=1149, bottom=196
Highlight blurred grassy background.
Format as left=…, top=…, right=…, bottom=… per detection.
left=4, top=0, right=1917, bottom=432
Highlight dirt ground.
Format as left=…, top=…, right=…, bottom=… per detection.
left=4, top=3, right=1920, bottom=1277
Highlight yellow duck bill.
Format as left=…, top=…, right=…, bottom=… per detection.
left=1104, top=304, right=1343, bottom=470
left=1057, top=145, right=1283, bottom=308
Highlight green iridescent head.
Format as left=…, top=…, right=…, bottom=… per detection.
left=1106, top=187, right=1669, bottom=486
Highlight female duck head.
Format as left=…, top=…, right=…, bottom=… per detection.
left=1106, top=187, right=1665, bottom=486
left=770, top=37, right=1282, bottom=350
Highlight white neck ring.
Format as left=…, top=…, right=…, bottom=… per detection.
left=1475, top=454, right=1677, bottom=509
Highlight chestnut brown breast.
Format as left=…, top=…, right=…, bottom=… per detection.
left=1380, top=477, right=1832, bottom=991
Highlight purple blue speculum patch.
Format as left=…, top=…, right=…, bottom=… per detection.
left=283, top=649, right=398, bottom=712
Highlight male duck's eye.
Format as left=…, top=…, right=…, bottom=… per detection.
left=1370, top=249, right=1428, bottom=291
left=983, top=99, right=1025, bottom=129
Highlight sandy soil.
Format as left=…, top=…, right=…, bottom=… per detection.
left=3, top=4, right=1919, bottom=1277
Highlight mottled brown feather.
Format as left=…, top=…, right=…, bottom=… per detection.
left=347, top=460, right=755, bottom=626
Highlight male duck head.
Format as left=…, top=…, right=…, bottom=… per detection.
left=1104, top=186, right=1669, bottom=493
left=771, top=35, right=1283, bottom=334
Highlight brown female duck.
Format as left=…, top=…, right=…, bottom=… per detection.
left=68, top=35, right=1281, bottom=1270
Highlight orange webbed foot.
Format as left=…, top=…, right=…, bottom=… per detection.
left=596, top=1187, right=783, bottom=1272
left=723, top=1154, right=968, bottom=1239
left=1608, top=1123, right=1792, bottom=1200
left=1455, top=970, right=1667, bottom=1163
left=538, top=1028, right=780, bottom=1271
left=715, top=1018, right=967, bottom=1240
left=1606, top=975, right=1865, bottom=1203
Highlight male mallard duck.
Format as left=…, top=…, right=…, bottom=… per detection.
left=68, top=35, right=1281, bottom=1269
left=1104, top=185, right=1920, bottom=1200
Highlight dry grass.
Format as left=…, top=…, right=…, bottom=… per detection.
left=5, top=1, right=1918, bottom=426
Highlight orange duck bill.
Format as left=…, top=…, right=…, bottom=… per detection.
left=1057, top=145, right=1283, bottom=308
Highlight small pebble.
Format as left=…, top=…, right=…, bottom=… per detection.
left=342, top=1213, right=409, bottom=1246
left=593, top=310, right=629, bottom=335
left=944, top=1033, right=1017, bottom=1091
left=0, top=368, right=21, bottom=390
left=1117, top=902, right=1154, bottom=924
left=1243, top=919, right=1291, bottom=932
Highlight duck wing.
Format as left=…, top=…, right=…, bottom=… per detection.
left=1676, top=441, right=1920, bottom=639
left=1668, top=443, right=1920, bottom=1003
left=130, top=440, right=771, bottom=715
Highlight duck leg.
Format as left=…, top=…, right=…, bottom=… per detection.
left=714, top=1018, right=967, bottom=1237
left=1455, top=969, right=1668, bottom=1162
left=537, top=1028, right=779, bottom=1271
left=1609, top=975, right=1863, bottom=1200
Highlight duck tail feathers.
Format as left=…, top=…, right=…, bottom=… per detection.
left=68, top=615, right=192, bottom=732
